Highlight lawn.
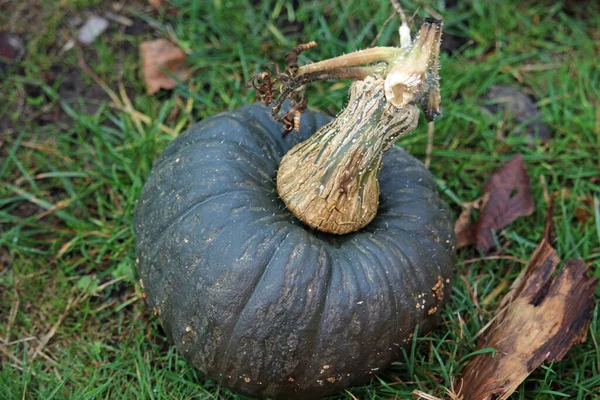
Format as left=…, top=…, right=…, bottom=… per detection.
left=1, top=0, right=599, bottom=399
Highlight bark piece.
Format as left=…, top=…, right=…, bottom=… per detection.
left=455, top=155, right=534, bottom=252
left=140, top=39, right=190, bottom=95
left=456, top=213, right=598, bottom=400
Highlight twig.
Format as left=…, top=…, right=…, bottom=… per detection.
left=0, top=337, right=36, bottom=347
left=390, top=0, right=411, bottom=48
left=482, top=279, right=510, bottom=305
left=369, top=12, right=398, bottom=47
left=118, top=82, right=144, bottom=134
left=345, top=390, right=360, bottom=400
left=8, top=363, right=37, bottom=376
left=91, top=275, right=127, bottom=294
left=0, top=345, right=23, bottom=366
left=422, top=5, right=443, bottom=21
left=104, top=12, right=133, bottom=27
left=29, top=287, right=80, bottom=362
left=108, top=103, right=178, bottom=136
left=460, top=276, right=480, bottom=311
left=78, top=52, right=178, bottom=136
left=38, top=349, right=59, bottom=365
left=462, top=255, right=528, bottom=265
left=412, top=380, right=463, bottom=400
left=18, top=141, right=73, bottom=163
left=3, top=280, right=20, bottom=344
left=540, top=175, right=550, bottom=206
left=390, top=0, right=408, bottom=27
left=455, top=311, right=465, bottom=341
left=78, top=52, right=122, bottom=107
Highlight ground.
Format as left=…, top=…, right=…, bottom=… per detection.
left=1, top=0, right=599, bottom=399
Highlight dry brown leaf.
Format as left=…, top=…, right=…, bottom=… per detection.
left=455, top=155, right=534, bottom=251
left=454, top=196, right=486, bottom=248
left=148, top=0, right=164, bottom=8
left=574, top=195, right=599, bottom=224
left=455, top=208, right=597, bottom=400
left=140, top=39, right=191, bottom=95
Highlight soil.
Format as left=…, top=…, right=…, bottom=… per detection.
left=0, top=0, right=151, bottom=135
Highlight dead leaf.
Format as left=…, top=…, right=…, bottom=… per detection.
left=484, top=85, right=551, bottom=140
left=454, top=196, right=486, bottom=248
left=574, top=195, right=599, bottom=224
left=455, top=155, right=534, bottom=252
left=148, top=0, right=164, bottom=9
left=140, top=39, right=191, bottom=95
left=455, top=207, right=598, bottom=400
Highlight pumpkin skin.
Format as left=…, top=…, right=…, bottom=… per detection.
left=134, top=103, right=455, bottom=399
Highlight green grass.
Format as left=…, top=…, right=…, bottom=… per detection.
left=1, top=0, right=599, bottom=399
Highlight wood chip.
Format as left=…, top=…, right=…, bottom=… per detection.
left=455, top=208, right=598, bottom=400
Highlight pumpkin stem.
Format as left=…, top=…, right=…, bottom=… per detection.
left=277, top=76, right=420, bottom=234
left=258, top=19, right=443, bottom=234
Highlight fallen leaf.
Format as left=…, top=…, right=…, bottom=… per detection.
left=140, top=39, right=191, bottom=95
left=574, top=195, right=599, bottom=224
left=455, top=207, right=597, bottom=400
left=148, top=0, right=164, bottom=8
left=484, top=85, right=551, bottom=140
left=455, top=155, right=534, bottom=252
left=78, top=16, right=109, bottom=45
left=454, top=196, right=486, bottom=248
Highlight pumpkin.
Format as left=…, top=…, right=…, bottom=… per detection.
left=134, top=18, right=454, bottom=400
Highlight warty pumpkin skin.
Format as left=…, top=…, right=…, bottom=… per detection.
left=134, top=102, right=455, bottom=399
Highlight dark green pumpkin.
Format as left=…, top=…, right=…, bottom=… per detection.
left=134, top=103, right=455, bottom=399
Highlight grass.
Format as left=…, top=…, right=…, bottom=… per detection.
left=1, top=0, right=599, bottom=398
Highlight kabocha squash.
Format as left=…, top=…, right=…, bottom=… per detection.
left=135, top=19, right=455, bottom=399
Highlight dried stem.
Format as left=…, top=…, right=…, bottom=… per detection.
left=390, top=0, right=411, bottom=48
left=277, top=77, right=420, bottom=234
left=246, top=18, right=444, bottom=234
left=297, top=47, right=400, bottom=77
left=270, top=65, right=385, bottom=117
